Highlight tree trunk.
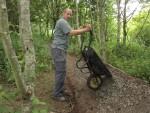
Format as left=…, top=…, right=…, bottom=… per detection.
left=98, top=0, right=107, bottom=62
left=96, top=0, right=101, bottom=52
left=116, top=0, right=121, bottom=47
left=19, top=0, right=36, bottom=96
left=123, top=0, right=128, bottom=46
left=0, top=0, right=26, bottom=97
left=19, top=0, right=36, bottom=112
left=75, top=0, right=81, bottom=46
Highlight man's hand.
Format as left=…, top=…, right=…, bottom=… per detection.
left=79, top=24, right=92, bottom=31
left=82, top=24, right=92, bottom=32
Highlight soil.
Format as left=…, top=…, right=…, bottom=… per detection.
left=35, top=55, right=150, bottom=113
left=1, top=55, right=149, bottom=113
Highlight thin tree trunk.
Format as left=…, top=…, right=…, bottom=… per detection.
left=19, top=0, right=36, bottom=112
left=123, top=0, right=128, bottom=46
left=75, top=0, right=81, bottom=45
left=116, top=0, right=121, bottom=47
left=19, top=0, right=36, bottom=95
left=96, top=0, right=101, bottom=50
left=98, top=0, right=106, bottom=62
left=0, top=0, right=26, bottom=97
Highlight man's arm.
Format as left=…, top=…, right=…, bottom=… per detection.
left=69, top=25, right=91, bottom=36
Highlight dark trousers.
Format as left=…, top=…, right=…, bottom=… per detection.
left=51, top=47, right=66, bottom=97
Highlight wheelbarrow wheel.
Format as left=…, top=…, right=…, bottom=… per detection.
left=87, top=75, right=103, bottom=90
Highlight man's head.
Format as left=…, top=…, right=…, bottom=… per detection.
left=63, top=8, right=72, bottom=20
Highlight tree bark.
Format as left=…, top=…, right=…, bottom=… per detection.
left=19, top=0, right=36, bottom=112
left=123, top=0, right=128, bottom=46
left=116, top=0, right=121, bottom=47
left=96, top=0, right=102, bottom=52
left=19, top=0, right=36, bottom=95
left=97, top=0, right=107, bottom=62
left=75, top=0, right=81, bottom=46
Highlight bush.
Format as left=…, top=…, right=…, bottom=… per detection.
left=32, top=24, right=52, bottom=72
left=107, top=41, right=150, bottom=82
left=136, top=25, right=150, bottom=47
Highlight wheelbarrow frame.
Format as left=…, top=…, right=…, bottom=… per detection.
left=76, top=31, right=112, bottom=90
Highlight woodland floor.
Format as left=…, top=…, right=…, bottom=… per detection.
left=0, top=55, right=150, bottom=113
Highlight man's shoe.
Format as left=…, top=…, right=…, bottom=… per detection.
left=63, top=89, right=72, bottom=97
left=52, top=96, right=66, bottom=102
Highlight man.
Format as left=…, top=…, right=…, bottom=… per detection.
left=51, top=8, right=91, bottom=101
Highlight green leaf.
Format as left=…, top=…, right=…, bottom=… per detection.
left=31, top=97, right=46, bottom=105
left=0, top=105, right=12, bottom=113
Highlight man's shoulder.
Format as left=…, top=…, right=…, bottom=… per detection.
left=57, top=18, right=67, bottom=24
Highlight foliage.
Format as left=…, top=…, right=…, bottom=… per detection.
left=32, top=108, right=48, bottom=113
left=32, top=24, right=52, bottom=72
left=0, top=105, right=12, bottom=113
left=1, top=0, right=149, bottom=83
left=0, top=31, right=24, bottom=82
left=31, top=97, right=48, bottom=113
left=0, top=41, right=12, bottom=81
left=0, top=0, right=150, bottom=112
left=107, top=40, right=150, bottom=82
left=6, top=0, right=19, bottom=31
left=0, top=24, right=52, bottom=80
left=128, top=10, right=150, bottom=47
left=0, top=42, right=6, bottom=74
left=0, top=85, right=21, bottom=113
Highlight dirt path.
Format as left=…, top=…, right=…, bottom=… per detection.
left=35, top=55, right=150, bottom=113
left=66, top=55, right=150, bottom=113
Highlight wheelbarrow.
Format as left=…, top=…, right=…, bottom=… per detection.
left=76, top=31, right=112, bottom=90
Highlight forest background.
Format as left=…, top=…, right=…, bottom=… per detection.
left=0, top=0, right=150, bottom=112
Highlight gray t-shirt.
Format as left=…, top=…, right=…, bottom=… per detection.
left=51, top=18, right=72, bottom=51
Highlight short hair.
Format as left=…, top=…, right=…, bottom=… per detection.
left=63, top=8, right=72, bottom=13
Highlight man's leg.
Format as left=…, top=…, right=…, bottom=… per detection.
left=51, top=48, right=66, bottom=97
